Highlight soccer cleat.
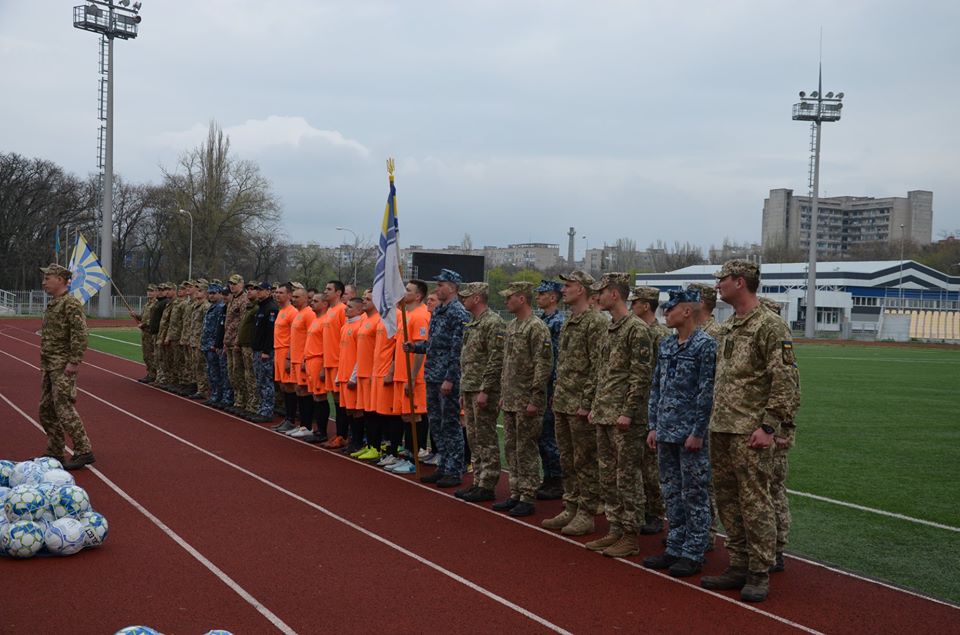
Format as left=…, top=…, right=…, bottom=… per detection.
left=700, top=567, right=748, bottom=591
left=492, top=498, right=519, bottom=512
left=300, top=434, right=326, bottom=444
left=561, top=510, right=596, bottom=536
left=643, top=552, right=679, bottom=570
left=378, top=455, right=399, bottom=467
left=273, top=419, right=295, bottom=432
left=63, top=452, right=96, bottom=471
left=350, top=445, right=371, bottom=458
left=602, top=532, right=640, bottom=558
left=668, top=557, right=703, bottom=578
left=326, top=436, right=348, bottom=449
left=288, top=427, right=313, bottom=438
left=740, top=573, right=770, bottom=602
left=418, top=448, right=431, bottom=459
left=357, top=447, right=381, bottom=461
left=585, top=529, right=623, bottom=552
left=423, top=453, right=441, bottom=466
left=392, top=461, right=416, bottom=474
left=385, top=459, right=412, bottom=473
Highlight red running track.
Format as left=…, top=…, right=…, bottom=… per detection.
left=1, top=320, right=958, bottom=634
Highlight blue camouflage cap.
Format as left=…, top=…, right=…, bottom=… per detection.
left=662, top=288, right=701, bottom=312
left=258, top=281, right=272, bottom=290
left=433, top=268, right=462, bottom=285
left=535, top=280, right=562, bottom=295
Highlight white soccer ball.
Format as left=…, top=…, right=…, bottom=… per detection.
left=0, top=460, right=14, bottom=487
left=8, top=461, right=44, bottom=487
left=44, top=517, right=87, bottom=556
left=33, top=456, right=63, bottom=472
left=51, top=485, right=91, bottom=518
left=2, top=520, right=45, bottom=558
left=0, top=486, right=10, bottom=507
left=203, top=631, right=234, bottom=635
left=40, top=468, right=74, bottom=488
left=4, top=486, right=48, bottom=522
left=77, top=511, right=109, bottom=547
left=114, top=626, right=161, bottom=635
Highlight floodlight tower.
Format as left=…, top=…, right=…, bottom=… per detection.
left=73, top=0, right=142, bottom=316
left=792, top=67, right=843, bottom=338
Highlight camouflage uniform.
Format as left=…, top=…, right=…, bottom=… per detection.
left=649, top=319, right=717, bottom=562
left=633, top=286, right=669, bottom=521
left=552, top=295, right=607, bottom=515
left=202, top=295, right=227, bottom=403
left=499, top=282, right=553, bottom=503
left=459, top=284, right=505, bottom=491
left=537, top=299, right=564, bottom=481
left=137, top=290, right=157, bottom=379
left=38, top=275, right=93, bottom=458
left=237, top=297, right=259, bottom=413
left=224, top=277, right=249, bottom=411
left=191, top=286, right=211, bottom=396
left=156, top=287, right=176, bottom=384
left=710, top=264, right=800, bottom=577
left=164, top=285, right=190, bottom=385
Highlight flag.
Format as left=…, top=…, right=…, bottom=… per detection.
left=372, top=163, right=407, bottom=337
left=54, top=226, right=61, bottom=262
left=67, top=234, right=109, bottom=302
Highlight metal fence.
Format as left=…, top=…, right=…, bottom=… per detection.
left=0, top=289, right=147, bottom=318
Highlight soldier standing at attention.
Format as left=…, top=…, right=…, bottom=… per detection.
left=202, top=285, right=227, bottom=408
left=132, top=284, right=157, bottom=383
left=541, top=271, right=606, bottom=537
left=154, top=283, right=175, bottom=388
left=585, top=273, right=655, bottom=558
left=224, top=274, right=249, bottom=411
left=700, top=260, right=799, bottom=602
left=455, top=282, right=505, bottom=503
left=643, top=288, right=717, bottom=577
left=251, top=282, right=280, bottom=425
left=162, top=281, right=189, bottom=393
left=492, top=281, right=553, bottom=518
left=534, top=280, right=565, bottom=500
left=37, top=264, right=94, bottom=470
left=629, top=285, right=668, bottom=535
left=147, top=283, right=170, bottom=384
left=406, top=269, right=470, bottom=489
left=235, top=282, right=261, bottom=417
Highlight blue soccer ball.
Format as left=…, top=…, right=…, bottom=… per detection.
left=33, top=456, right=63, bottom=472
left=0, top=460, right=14, bottom=487
left=0, top=486, right=10, bottom=508
left=2, top=520, right=45, bottom=558
left=51, top=485, right=91, bottom=518
left=8, top=461, right=44, bottom=487
left=4, top=486, right=48, bottom=522
left=44, top=517, right=87, bottom=556
left=77, top=511, right=109, bottom=547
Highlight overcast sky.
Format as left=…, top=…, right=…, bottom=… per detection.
left=2, top=0, right=958, bottom=258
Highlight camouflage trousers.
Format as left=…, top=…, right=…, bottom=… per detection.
left=710, top=432, right=776, bottom=574
left=641, top=441, right=665, bottom=518
left=597, top=423, right=645, bottom=533
left=141, top=330, right=156, bottom=378
left=462, top=391, right=502, bottom=491
left=39, top=369, right=92, bottom=457
left=554, top=411, right=600, bottom=514
left=226, top=347, right=247, bottom=410
left=204, top=350, right=225, bottom=403
left=658, top=441, right=712, bottom=562
left=253, top=351, right=275, bottom=417
left=194, top=347, right=208, bottom=396
left=502, top=410, right=542, bottom=503
left=240, top=347, right=257, bottom=412
left=178, top=344, right=194, bottom=384
left=772, top=448, right=791, bottom=552
left=538, top=383, right=561, bottom=479
left=156, top=343, right=171, bottom=384
left=426, top=382, right=464, bottom=476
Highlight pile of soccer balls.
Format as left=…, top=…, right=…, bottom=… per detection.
left=0, top=457, right=109, bottom=559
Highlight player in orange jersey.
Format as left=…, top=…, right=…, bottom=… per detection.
left=337, top=297, right=365, bottom=454
left=319, top=280, right=349, bottom=448
left=301, top=294, right=328, bottom=443
left=285, top=285, right=317, bottom=439
left=272, top=283, right=299, bottom=432
left=394, top=279, right=430, bottom=454
left=351, top=290, right=382, bottom=461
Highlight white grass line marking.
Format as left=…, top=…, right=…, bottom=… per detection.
left=802, top=355, right=960, bottom=365
left=787, top=489, right=960, bottom=533
left=0, top=350, right=572, bottom=635
left=89, top=332, right=142, bottom=347
left=0, top=391, right=297, bottom=635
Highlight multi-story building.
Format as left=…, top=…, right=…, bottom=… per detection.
left=404, top=242, right=561, bottom=271
left=761, top=189, right=933, bottom=256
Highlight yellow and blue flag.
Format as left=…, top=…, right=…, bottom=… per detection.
left=373, top=162, right=407, bottom=337
left=67, top=234, right=109, bottom=302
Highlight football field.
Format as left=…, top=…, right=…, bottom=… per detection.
left=88, top=327, right=960, bottom=604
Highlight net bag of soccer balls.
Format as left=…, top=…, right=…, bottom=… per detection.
left=0, top=458, right=109, bottom=559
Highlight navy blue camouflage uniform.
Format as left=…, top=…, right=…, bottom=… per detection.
left=202, top=294, right=229, bottom=405
left=648, top=321, right=716, bottom=563
left=411, top=269, right=470, bottom=477
left=537, top=294, right=564, bottom=481
left=252, top=288, right=279, bottom=418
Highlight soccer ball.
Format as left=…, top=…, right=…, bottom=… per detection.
left=4, top=486, right=48, bottom=521
left=8, top=461, right=44, bottom=487
left=33, top=456, right=63, bottom=472
left=2, top=520, right=45, bottom=558
left=0, top=485, right=10, bottom=507
left=114, top=627, right=160, bottom=635
left=44, top=517, right=87, bottom=556
left=77, top=511, right=109, bottom=547
left=40, top=468, right=75, bottom=488
left=203, top=631, right=234, bottom=634
left=0, top=460, right=14, bottom=487
left=51, top=485, right=91, bottom=518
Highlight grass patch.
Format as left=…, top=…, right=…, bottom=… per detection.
left=88, top=327, right=143, bottom=363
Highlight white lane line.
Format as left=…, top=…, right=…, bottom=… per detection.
left=0, top=392, right=297, bottom=635
left=787, top=490, right=960, bottom=533
left=801, top=356, right=960, bottom=365
left=0, top=349, right=572, bottom=635
left=89, top=332, right=142, bottom=347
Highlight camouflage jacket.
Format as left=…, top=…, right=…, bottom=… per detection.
left=459, top=308, right=505, bottom=395
left=189, top=300, right=210, bottom=347
left=648, top=319, right=671, bottom=349
left=157, top=297, right=174, bottom=342
left=237, top=301, right=258, bottom=348
left=711, top=305, right=800, bottom=435
left=500, top=314, right=553, bottom=412
left=201, top=301, right=225, bottom=351
left=40, top=293, right=88, bottom=371
left=648, top=329, right=717, bottom=442
left=137, top=298, right=156, bottom=332
left=702, top=315, right=722, bottom=339
left=591, top=314, right=655, bottom=425
left=223, top=291, right=249, bottom=348
left=553, top=308, right=608, bottom=415
left=411, top=299, right=470, bottom=384
left=762, top=304, right=801, bottom=445
left=165, top=297, right=189, bottom=344
left=539, top=309, right=565, bottom=384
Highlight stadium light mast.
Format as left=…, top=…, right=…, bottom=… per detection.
left=792, top=65, right=843, bottom=338
left=73, top=0, right=142, bottom=317
left=179, top=209, right=194, bottom=280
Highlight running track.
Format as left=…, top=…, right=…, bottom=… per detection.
left=1, top=320, right=957, bottom=634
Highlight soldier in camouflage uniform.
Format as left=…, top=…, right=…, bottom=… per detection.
left=541, top=270, right=607, bottom=537
left=701, top=260, right=800, bottom=603
left=158, top=282, right=184, bottom=389
left=534, top=279, right=565, bottom=500
left=643, top=288, right=717, bottom=577
left=630, top=285, right=668, bottom=534
left=163, top=281, right=192, bottom=393
left=37, top=264, right=95, bottom=470
left=585, top=273, right=656, bottom=558
left=188, top=281, right=211, bottom=399
left=224, top=274, right=250, bottom=412
left=235, top=282, right=260, bottom=416
left=492, top=281, right=553, bottom=518
left=133, top=284, right=158, bottom=383
left=406, top=269, right=471, bottom=488
left=455, top=282, right=505, bottom=503
left=153, top=283, right=174, bottom=386
left=202, top=284, right=229, bottom=406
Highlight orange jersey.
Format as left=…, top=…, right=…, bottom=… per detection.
left=321, top=302, right=347, bottom=368
left=356, top=313, right=380, bottom=379
left=289, top=306, right=316, bottom=363
left=393, top=304, right=430, bottom=383
left=337, top=317, right=363, bottom=383
left=303, top=310, right=325, bottom=361
left=273, top=304, right=298, bottom=349
left=372, top=318, right=397, bottom=378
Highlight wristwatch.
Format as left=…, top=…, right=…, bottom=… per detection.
left=760, top=424, right=776, bottom=435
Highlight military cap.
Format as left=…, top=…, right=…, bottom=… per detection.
left=498, top=280, right=535, bottom=298
left=164, top=282, right=175, bottom=290
left=207, top=284, right=222, bottom=294
left=210, top=279, right=223, bottom=286
left=590, top=272, right=631, bottom=292
left=40, top=263, right=73, bottom=279
left=629, top=286, right=661, bottom=303
left=290, top=281, right=305, bottom=290
left=535, top=280, right=563, bottom=295
left=258, top=281, right=273, bottom=290
left=758, top=296, right=782, bottom=312
left=196, top=278, right=209, bottom=287
left=197, top=282, right=209, bottom=292
left=458, top=281, right=489, bottom=298
left=714, top=259, right=760, bottom=280
left=662, top=288, right=701, bottom=312
left=433, top=268, right=462, bottom=285
left=228, top=273, right=244, bottom=284
left=558, top=270, right=595, bottom=286
left=146, top=284, right=157, bottom=291
left=180, top=280, right=192, bottom=288
left=687, top=282, right=717, bottom=304
left=244, top=281, right=258, bottom=289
